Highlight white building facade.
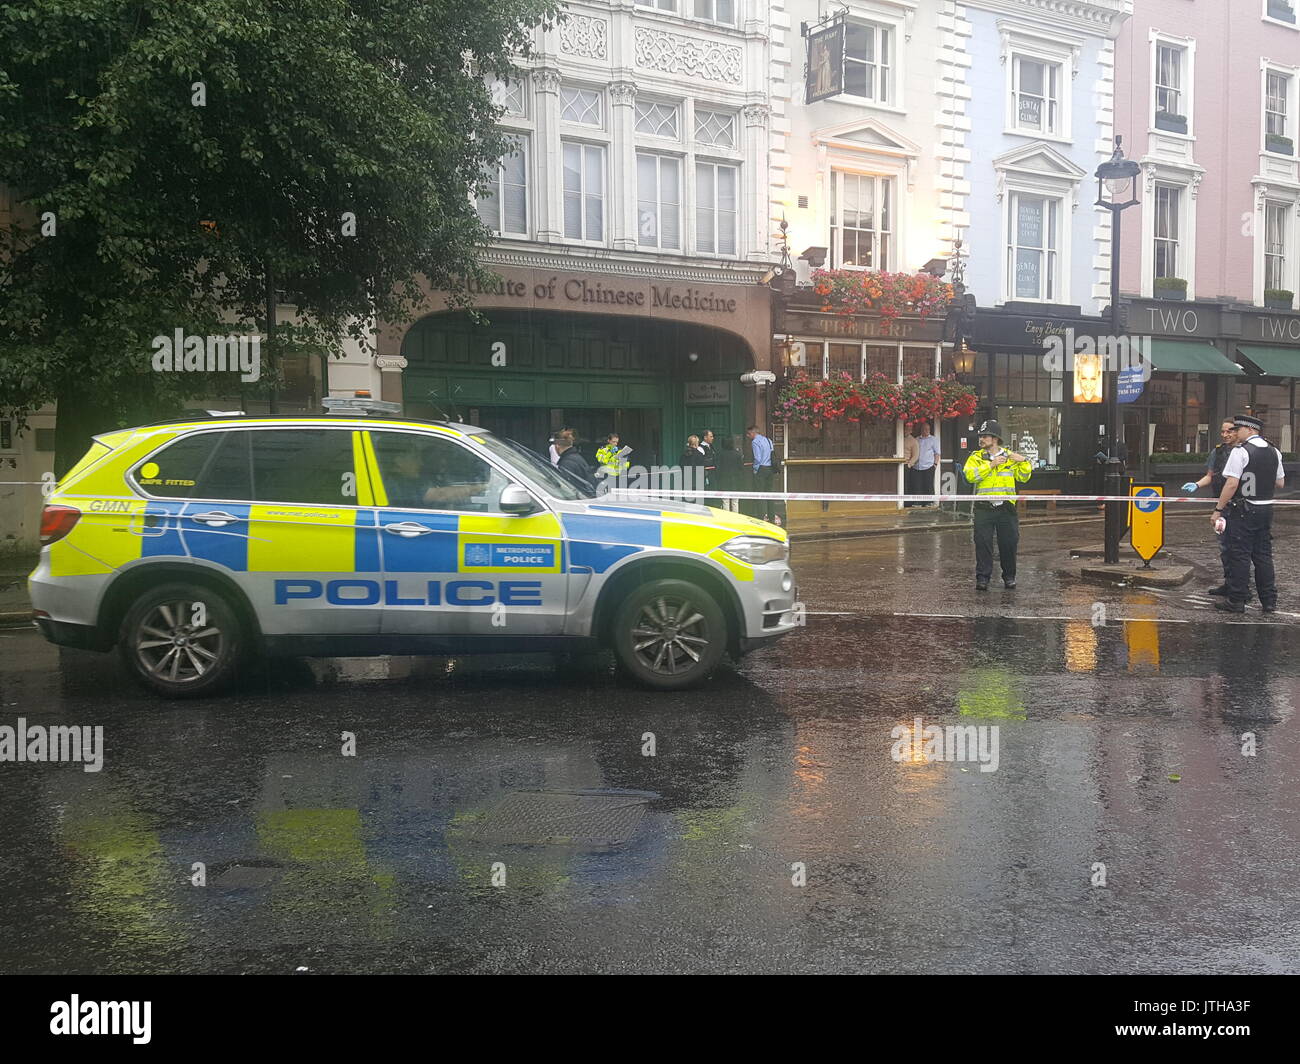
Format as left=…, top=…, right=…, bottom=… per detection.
left=362, top=0, right=784, bottom=465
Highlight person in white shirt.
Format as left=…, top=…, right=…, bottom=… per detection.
left=1212, top=413, right=1285, bottom=614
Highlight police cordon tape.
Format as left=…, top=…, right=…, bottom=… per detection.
left=3, top=481, right=1293, bottom=506
left=604, top=490, right=1300, bottom=505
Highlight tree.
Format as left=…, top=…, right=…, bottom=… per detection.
left=0, top=0, right=558, bottom=472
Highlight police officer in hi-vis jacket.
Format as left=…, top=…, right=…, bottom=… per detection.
left=963, top=419, right=1033, bottom=591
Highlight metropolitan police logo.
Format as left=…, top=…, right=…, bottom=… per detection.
left=464, top=544, right=491, bottom=566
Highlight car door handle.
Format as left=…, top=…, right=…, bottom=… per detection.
left=189, top=511, right=241, bottom=527
left=383, top=521, right=434, bottom=537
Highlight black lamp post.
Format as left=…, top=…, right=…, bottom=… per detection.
left=1095, top=136, right=1141, bottom=565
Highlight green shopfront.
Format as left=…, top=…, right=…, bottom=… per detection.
left=1121, top=299, right=1300, bottom=482
left=377, top=263, right=775, bottom=469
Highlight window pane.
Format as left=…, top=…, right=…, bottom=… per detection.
left=199, top=431, right=253, bottom=500
left=563, top=144, right=582, bottom=238
left=662, top=158, right=680, bottom=247
left=475, top=176, right=500, bottom=231
left=845, top=25, right=867, bottom=61
left=695, top=109, right=735, bottom=147
left=563, top=144, right=581, bottom=193
left=637, top=155, right=658, bottom=247
left=1017, top=197, right=1044, bottom=249
left=371, top=433, right=509, bottom=513
left=501, top=140, right=527, bottom=234
left=251, top=430, right=355, bottom=504
left=995, top=407, right=1062, bottom=469
left=137, top=433, right=227, bottom=499
left=717, top=165, right=737, bottom=211
left=717, top=166, right=737, bottom=254
left=560, top=86, right=602, bottom=126
left=828, top=343, right=860, bottom=377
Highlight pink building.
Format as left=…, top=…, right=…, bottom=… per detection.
left=1111, top=0, right=1300, bottom=460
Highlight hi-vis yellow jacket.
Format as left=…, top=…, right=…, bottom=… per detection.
left=963, top=448, right=1032, bottom=499
left=596, top=444, right=630, bottom=476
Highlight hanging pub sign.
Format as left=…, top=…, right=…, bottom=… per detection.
left=805, top=21, right=845, bottom=103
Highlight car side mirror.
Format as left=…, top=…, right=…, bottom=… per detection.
left=499, top=485, right=538, bottom=514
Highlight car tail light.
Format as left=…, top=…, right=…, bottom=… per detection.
left=40, top=504, right=81, bottom=545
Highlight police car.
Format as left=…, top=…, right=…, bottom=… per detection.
left=29, top=410, right=799, bottom=697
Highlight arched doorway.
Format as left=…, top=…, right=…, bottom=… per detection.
left=399, top=309, right=754, bottom=466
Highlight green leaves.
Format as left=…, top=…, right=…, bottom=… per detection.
left=0, top=0, right=559, bottom=425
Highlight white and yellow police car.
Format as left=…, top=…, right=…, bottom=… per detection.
left=29, top=412, right=799, bottom=697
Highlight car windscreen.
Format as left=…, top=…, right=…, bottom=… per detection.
left=472, top=433, right=592, bottom=500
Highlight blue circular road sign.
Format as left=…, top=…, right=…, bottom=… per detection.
left=1135, top=487, right=1161, bottom=513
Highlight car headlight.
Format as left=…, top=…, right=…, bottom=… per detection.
left=721, top=536, right=787, bottom=565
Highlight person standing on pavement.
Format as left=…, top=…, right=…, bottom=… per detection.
left=699, top=429, right=717, bottom=498
left=746, top=425, right=778, bottom=524
left=1212, top=414, right=1284, bottom=614
left=596, top=432, right=630, bottom=482
left=680, top=435, right=707, bottom=501
left=548, top=426, right=574, bottom=467
left=714, top=434, right=744, bottom=512
left=903, top=427, right=920, bottom=507
left=554, top=429, right=595, bottom=493
left=963, top=419, right=1032, bottom=591
left=913, top=422, right=941, bottom=508
left=1181, top=420, right=1244, bottom=599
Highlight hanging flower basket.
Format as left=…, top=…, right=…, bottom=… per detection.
left=899, top=374, right=979, bottom=425
left=811, top=269, right=955, bottom=322
left=774, top=372, right=977, bottom=427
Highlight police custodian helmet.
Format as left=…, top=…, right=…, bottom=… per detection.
left=977, top=419, right=1004, bottom=442
left=1232, top=413, right=1264, bottom=432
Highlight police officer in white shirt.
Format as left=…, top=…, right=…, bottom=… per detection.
left=1212, top=413, right=1285, bottom=614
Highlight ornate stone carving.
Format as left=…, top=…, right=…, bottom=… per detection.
left=559, top=14, right=608, bottom=60
left=610, top=81, right=638, bottom=106
left=1189, top=171, right=1204, bottom=199
left=375, top=355, right=408, bottom=371
left=534, top=67, right=562, bottom=94
left=742, top=103, right=769, bottom=126
left=1256, top=184, right=1271, bottom=211
left=634, top=27, right=742, bottom=84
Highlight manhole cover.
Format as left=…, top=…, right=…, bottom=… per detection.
left=462, top=789, right=658, bottom=848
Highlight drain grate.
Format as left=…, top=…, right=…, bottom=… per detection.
left=462, top=789, right=659, bottom=848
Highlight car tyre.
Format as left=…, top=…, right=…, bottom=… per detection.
left=611, top=578, right=727, bottom=690
left=119, top=582, right=244, bottom=698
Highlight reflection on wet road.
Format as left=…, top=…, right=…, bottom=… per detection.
left=2, top=518, right=1298, bottom=973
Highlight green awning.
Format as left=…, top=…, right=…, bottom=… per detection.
left=1149, top=339, right=1244, bottom=375
left=1236, top=344, right=1300, bottom=377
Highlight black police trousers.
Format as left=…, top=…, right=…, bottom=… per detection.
left=1225, top=504, right=1276, bottom=607
left=973, top=502, right=1019, bottom=583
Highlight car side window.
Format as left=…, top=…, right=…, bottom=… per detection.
left=371, top=431, right=510, bottom=513
left=135, top=432, right=228, bottom=498
left=248, top=429, right=356, bottom=505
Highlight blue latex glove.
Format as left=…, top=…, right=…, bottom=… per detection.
left=1181, top=482, right=1199, bottom=494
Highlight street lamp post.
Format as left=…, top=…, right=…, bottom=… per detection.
left=1095, top=137, right=1141, bottom=565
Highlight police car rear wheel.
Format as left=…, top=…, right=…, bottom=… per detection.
left=120, top=583, right=243, bottom=697
left=613, top=579, right=726, bottom=690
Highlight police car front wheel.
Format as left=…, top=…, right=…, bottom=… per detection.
left=612, top=579, right=727, bottom=690
left=119, top=583, right=244, bottom=697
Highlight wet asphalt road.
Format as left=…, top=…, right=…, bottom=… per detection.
left=1, top=512, right=1298, bottom=974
